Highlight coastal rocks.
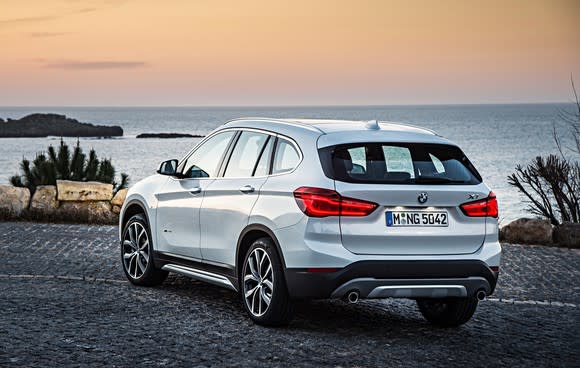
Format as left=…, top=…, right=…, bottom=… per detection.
left=553, top=223, right=580, bottom=248
left=30, top=185, right=58, bottom=211
left=0, top=113, right=123, bottom=137
left=57, top=180, right=113, bottom=201
left=500, top=218, right=553, bottom=245
left=55, top=180, right=116, bottom=222
left=0, top=185, right=30, bottom=216
left=111, top=188, right=128, bottom=206
left=58, top=201, right=114, bottom=223
left=0, top=182, right=129, bottom=224
left=111, top=188, right=128, bottom=214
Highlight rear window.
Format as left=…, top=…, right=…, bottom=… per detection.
left=319, top=143, right=481, bottom=185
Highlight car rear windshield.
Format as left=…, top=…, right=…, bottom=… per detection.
left=318, top=142, right=482, bottom=185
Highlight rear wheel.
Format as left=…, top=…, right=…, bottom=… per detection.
left=241, top=237, right=294, bottom=326
left=417, top=297, right=478, bottom=327
left=121, top=214, right=168, bottom=286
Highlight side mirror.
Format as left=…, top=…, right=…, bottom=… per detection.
left=157, top=159, right=178, bottom=176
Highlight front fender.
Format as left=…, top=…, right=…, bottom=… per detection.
left=119, top=174, right=169, bottom=244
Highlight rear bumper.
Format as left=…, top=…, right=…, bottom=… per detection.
left=284, top=260, right=499, bottom=300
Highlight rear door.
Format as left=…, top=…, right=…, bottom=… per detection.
left=331, top=142, right=487, bottom=255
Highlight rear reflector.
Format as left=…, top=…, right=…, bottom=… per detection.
left=306, top=268, right=339, bottom=273
left=293, top=187, right=378, bottom=217
left=460, top=192, right=498, bottom=218
left=490, top=266, right=499, bottom=272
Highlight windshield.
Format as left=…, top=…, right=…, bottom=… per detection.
left=320, top=142, right=482, bottom=185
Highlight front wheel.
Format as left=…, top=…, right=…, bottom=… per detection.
left=417, top=297, right=478, bottom=327
left=241, top=237, right=294, bottom=326
left=121, top=214, right=168, bottom=286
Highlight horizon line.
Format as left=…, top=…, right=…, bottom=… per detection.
left=0, top=101, right=573, bottom=109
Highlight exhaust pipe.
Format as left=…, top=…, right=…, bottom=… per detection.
left=476, top=290, right=487, bottom=301
left=346, top=290, right=360, bottom=304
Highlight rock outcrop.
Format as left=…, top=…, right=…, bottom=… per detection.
left=58, top=201, right=115, bottom=223
left=57, top=180, right=113, bottom=201
left=136, top=133, right=204, bottom=138
left=0, top=185, right=31, bottom=216
left=30, top=185, right=58, bottom=211
left=500, top=218, right=553, bottom=245
left=0, top=183, right=129, bottom=224
left=111, top=188, right=128, bottom=206
left=0, top=113, right=123, bottom=137
left=553, top=222, right=580, bottom=248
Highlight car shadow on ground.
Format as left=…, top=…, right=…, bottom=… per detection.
left=156, top=274, right=445, bottom=335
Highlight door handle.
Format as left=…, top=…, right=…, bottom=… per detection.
left=189, top=187, right=202, bottom=195
left=239, top=185, right=255, bottom=193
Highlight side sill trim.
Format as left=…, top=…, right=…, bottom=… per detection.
left=161, top=264, right=236, bottom=291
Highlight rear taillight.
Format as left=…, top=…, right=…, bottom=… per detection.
left=460, top=191, right=498, bottom=218
left=293, top=187, right=378, bottom=217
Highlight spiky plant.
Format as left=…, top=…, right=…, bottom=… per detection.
left=113, top=173, right=129, bottom=195
left=70, top=140, right=86, bottom=181
left=10, top=139, right=129, bottom=195
left=85, top=149, right=99, bottom=181
left=55, top=139, right=71, bottom=180
left=96, top=158, right=115, bottom=184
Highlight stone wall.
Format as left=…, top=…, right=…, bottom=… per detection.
left=0, top=181, right=127, bottom=224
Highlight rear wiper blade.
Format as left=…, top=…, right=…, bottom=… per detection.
left=415, top=177, right=467, bottom=184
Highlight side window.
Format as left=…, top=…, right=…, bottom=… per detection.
left=272, top=139, right=300, bottom=174
left=180, top=131, right=235, bottom=178
left=253, top=136, right=274, bottom=176
left=347, top=147, right=366, bottom=174
left=224, top=131, right=269, bottom=178
left=382, top=146, right=415, bottom=179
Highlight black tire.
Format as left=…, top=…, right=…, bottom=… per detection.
left=240, top=237, right=294, bottom=326
left=417, top=297, right=478, bottom=327
left=121, top=214, right=168, bottom=286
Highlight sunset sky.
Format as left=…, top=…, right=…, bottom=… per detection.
left=1, top=0, right=579, bottom=106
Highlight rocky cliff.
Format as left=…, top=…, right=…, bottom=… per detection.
left=0, top=113, right=123, bottom=137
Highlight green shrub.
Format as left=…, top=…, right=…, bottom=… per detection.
left=10, top=139, right=129, bottom=195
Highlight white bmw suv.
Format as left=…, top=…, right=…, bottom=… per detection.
left=119, top=118, right=501, bottom=326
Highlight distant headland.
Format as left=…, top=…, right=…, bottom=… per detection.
left=0, top=113, right=123, bottom=138
left=136, top=133, right=205, bottom=139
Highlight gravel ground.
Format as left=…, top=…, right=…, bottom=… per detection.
left=0, top=222, right=579, bottom=367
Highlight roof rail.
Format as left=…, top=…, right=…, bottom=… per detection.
left=380, top=121, right=440, bottom=136
left=224, top=117, right=325, bottom=133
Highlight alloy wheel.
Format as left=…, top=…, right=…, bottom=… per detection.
left=122, top=222, right=150, bottom=279
left=243, top=248, right=274, bottom=317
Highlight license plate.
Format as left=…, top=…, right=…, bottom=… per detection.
left=386, top=211, right=449, bottom=227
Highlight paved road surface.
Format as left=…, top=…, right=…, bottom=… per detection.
left=1, top=222, right=578, bottom=367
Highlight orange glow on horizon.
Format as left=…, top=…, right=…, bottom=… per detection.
left=0, top=0, right=579, bottom=106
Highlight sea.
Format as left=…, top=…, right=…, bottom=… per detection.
left=0, top=104, right=577, bottom=224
